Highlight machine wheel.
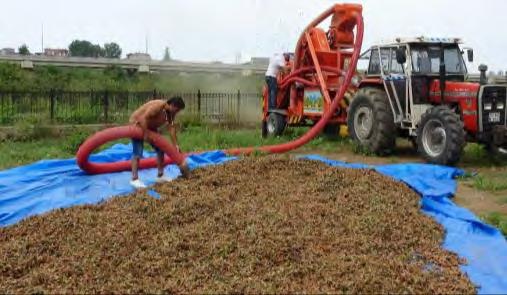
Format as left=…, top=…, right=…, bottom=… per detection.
left=347, top=88, right=396, bottom=155
left=416, top=106, right=465, bottom=166
left=261, top=120, right=268, bottom=138
left=266, top=113, right=286, bottom=137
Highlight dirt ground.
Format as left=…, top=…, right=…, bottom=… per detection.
left=0, top=156, right=474, bottom=294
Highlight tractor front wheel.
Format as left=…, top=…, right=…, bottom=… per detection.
left=266, top=113, right=286, bottom=137
left=416, top=106, right=465, bottom=166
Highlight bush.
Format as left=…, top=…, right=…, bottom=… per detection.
left=10, top=118, right=56, bottom=142
left=179, top=113, right=203, bottom=129
left=63, top=128, right=93, bottom=153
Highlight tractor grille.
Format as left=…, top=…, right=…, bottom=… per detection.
left=480, top=86, right=507, bottom=132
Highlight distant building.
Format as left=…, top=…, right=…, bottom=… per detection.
left=249, top=57, right=269, bottom=65
left=127, top=53, right=151, bottom=61
left=44, top=48, right=69, bottom=57
left=0, top=48, right=16, bottom=55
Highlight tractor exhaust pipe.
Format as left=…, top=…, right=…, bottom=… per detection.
left=479, top=64, right=488, bottom=85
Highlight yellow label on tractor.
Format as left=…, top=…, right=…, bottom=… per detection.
left=340, top=125, right=349, bottom=137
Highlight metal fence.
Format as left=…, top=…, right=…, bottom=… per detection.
left=0, top=90, right=262, bottom=125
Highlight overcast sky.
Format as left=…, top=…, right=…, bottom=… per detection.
left=0, top=0, right=505, bottom=72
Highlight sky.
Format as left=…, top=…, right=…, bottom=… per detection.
left=0, top=0, right=505, bottom=72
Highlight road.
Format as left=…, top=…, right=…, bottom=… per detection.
left=0, top=55, right=267, bottom=75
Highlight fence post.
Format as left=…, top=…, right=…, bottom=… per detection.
left=50, top=89, right=56, bottom=122
left=237, top=90, right=241, bottom=123
left=103, top=90, right=109, bottom=123
left=197, top=89, right=202, bottom=116
left=153, top=88, right=158, bottom=99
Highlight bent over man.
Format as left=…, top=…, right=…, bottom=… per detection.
left=129, top=96, right=189, bottom=189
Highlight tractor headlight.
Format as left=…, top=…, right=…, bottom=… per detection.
left=484, top=103, right=493, bottom=111
left=497, top=102, right=505, bottom=110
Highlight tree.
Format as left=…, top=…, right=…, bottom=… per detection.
left=104, top=42, right=122, bottom=58
left=69, top=40, right=95, bottom=57
left=163, top=47, right=171, bottom=61
left=69, top=40, right=105, bottom=58
left=92, top=44, right=104, bottom=58
left=18, top=44, right=30, bottom=55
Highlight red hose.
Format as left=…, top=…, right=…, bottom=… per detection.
left=76, top=5, right=364, bottom=175
left=76, top=126, right=185, bottom=174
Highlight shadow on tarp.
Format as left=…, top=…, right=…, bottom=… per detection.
left=0, top=145, right=505, bottom=293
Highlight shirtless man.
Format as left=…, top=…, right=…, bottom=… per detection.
left=129, top=96, right=189, bottom=189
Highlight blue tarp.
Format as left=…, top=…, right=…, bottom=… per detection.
left=0, top=145, right=505, bottom=293
left=0, top=144, right=235, bottom=227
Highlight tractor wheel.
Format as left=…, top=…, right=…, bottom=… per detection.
left=266, top=113, right=286, bottom=137
left=347, top=88, right=396, bottom=155
left=416, top=106, right=465, bottom=166
left=323, top=124, right=340, bottom=139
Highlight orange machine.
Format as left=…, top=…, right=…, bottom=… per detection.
left=262, top=4, right=362, bottom=137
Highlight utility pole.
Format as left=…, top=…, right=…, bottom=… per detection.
left=145, top=31, right=149, bottom=54
left=41, top=23, right=44, bottom=53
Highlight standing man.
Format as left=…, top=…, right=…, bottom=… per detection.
left=265, top=53, right=290, bottom=110
left=129, top=96, right=189, bottom=189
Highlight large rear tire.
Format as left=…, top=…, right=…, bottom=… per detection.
left=347, top=88, right=396, bottom=155
left=416, top=106, right=465, bottom=166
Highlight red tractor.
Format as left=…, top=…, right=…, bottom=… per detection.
left=348, top=37, right=506, bottom=165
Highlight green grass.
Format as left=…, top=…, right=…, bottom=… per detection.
left=179, top=126, right=351, bottom=153
left=179, top=127, right=282, bottom=151
left=473, top=173, right=507, bottom=192
left=0, top=126, right=350, bottom=171
left=0, top=62, right=263, bottom=93
left=461, top=143, right=507, bottom=167
left=0, top=139, right=74, bottom=170
left=482, top=212, right=507, bottom=236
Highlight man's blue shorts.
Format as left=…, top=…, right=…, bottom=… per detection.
left=132, top=139, right=163, bottom=158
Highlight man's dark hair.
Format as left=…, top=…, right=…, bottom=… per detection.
left=167, top=96, right=185, bottom=109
